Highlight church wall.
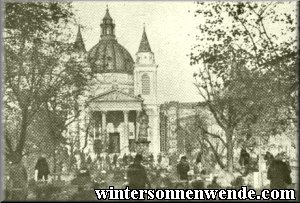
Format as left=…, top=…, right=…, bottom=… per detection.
left=160, top=102, right=179, bottom=155
left=136, top=52, right=155, bottom=65
left=150, top=111, right=160, bottom=156
left=134, top=66, right=158, bottom=105
left=145, top=105, right=160, bottom=156
left=159, top=102, right=221, bottom=155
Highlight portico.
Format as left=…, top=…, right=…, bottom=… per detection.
left=87, top=88, right=144, bottom=154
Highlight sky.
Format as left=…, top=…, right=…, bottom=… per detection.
left=72, top=1, right=202, bottom=104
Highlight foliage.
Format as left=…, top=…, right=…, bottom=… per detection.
left=4, top=2, right=91, bottom=164
left=190, top=2, right=297, bottom=171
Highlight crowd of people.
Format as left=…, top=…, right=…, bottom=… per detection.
left=75, top=150, right=293, bottom=191
left=5, top=149, right=294, bottom=200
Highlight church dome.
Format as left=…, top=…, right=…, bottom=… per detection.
left=87, top=39, right=134, bottom=74
left=87, top=8, right=134, bottom=74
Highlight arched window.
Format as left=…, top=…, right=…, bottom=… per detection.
left=141, top=73, right=150, bottom=95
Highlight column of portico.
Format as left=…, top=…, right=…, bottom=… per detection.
left=84, top=111, right=93, bottom=158
left=101, top=111, right=107, bottom=152
left=85, top=111, right=95, bottom=140
left=95, top=113, right=101, bottom=139
left=123, top=110, right=130, bottom=154
left=135, top=110, right=141, bottom=141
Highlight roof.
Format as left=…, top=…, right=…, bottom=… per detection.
left=138, top=27, right=152, bottom=53
left=103, top=8, right=112, bottom=20
left=73, top=26, right=86, bottom=52
left=88, top=88, right=143, bottom=103
left=160, top=101, right=207, bottom=111
left=87, top=39, right=134, bottom=74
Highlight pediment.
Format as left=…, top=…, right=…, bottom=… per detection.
left=88, top=89, right=143, bottom=103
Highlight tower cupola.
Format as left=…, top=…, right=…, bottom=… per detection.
left=100, top=7, right=116, bottom=40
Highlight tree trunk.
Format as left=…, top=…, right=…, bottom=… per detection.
left=226, top=128, right=234, bottom=172
left=69, top=144, right=74, bottom=172
left=13, top=108, right=29, bottom=164
left=8, top=162, right=28, bottom=200
left=203, top=138, right=225, bottom=169
left=53, top=143, right=57, bottom=181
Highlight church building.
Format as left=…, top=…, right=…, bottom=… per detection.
left=70, top=8, right=161, bottom=157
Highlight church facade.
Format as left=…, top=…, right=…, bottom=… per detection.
left=70, top=9, right=161, bottom=157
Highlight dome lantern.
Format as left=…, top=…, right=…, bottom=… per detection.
left=100, top=7, right=115, bottom=40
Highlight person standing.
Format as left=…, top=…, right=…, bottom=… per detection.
left=128, top=153, right=134, bottom=164
left=195, top=152, right=202, bottom=175
left=239, top=149, right=250, bottom=168
left=267, top=153, right=292, bottom=189
left=239, top=148, right=251, bottom=175
left=126, top=154, right=151, bottom=189
left=86, top=155, right=92, bottom=166
left=35, top=154, right=50, bottom=181
left=264, top=151, right=274, bottom=168
left=112, top=153, right=118, bottom=169
left=105, top=154, right=111, bottom=171
left=177, top=156, right=190, bottom=181
left=157, top=153, right=162, bottom=165
left=123, top=153, right=128, bottom=166
left=149, top=153, right=154, bottom=164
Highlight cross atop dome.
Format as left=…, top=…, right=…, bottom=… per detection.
left=138, top=25, right=152, bottom=53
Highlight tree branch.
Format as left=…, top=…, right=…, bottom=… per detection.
left=236, top=17, right=260, bottom=68
left=196, top=123, right=227, bottom=147
left=202, top=136, right=225, bottom=169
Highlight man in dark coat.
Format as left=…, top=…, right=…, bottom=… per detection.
left=86, top=155, right=92, bottom=166
left=264, top=151, right=274, bottom=167
left=157, top=154, right=162, bottom=165
left=195, top=152, right=202, bottom=174
left=128, top=154, right=134, bottom=164
left=126, top=154, right=151, bottom=189
left=35, top=155, right=50, bottom=181
left=149, top=153, right=154, bottom=163
left=105, top=154, right=111, bottom=170
left=177, top=156, right=190, bottom=181
left=195, top=152, right=202, bottom=164
left=267, top=154, right=292, bottom=189
left=239, top=148, right=250, bottom=167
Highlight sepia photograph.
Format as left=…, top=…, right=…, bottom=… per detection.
left=2, top=1, right=298, bottom=201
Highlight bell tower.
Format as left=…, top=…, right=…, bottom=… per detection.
left=134, top=26, right=158, bottom=105
left=134, top=26, right=160, bottom=157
